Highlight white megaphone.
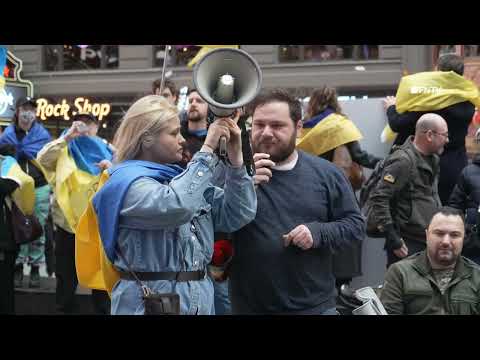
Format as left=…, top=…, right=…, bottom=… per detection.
left=193, top=48, right=263, bottom=156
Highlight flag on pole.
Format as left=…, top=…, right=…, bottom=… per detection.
left=187, top=45, right=239, bottom=68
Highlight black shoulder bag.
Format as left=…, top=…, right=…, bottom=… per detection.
left=6, top=197, right=43, bottom=245
left=115, top=248, right=180, bottom=315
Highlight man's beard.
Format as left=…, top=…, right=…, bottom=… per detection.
left=252, top=134, right=297, bottom=163
left=430, top=247, right=458, bottom=267
left=188, top=111, right=205, bottom=123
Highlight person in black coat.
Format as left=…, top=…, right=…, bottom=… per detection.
left=383, top=54, right=476, bottom=205
left=448, top=150, right=480, bottom=265
left=0, top=144, right=20, bottom=314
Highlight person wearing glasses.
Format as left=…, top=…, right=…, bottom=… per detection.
left=383, top=54, right=476, bottom=205
left=369, top=114, right=448, bottom=267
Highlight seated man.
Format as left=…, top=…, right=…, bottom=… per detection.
left=380, top=207, right=480, bottom=315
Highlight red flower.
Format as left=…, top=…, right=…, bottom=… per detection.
left=211, top=240, right=233, bottom=266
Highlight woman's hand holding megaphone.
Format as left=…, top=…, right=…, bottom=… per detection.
left=202, top=116, right=243, bottom=168
left=221, top=116, right=243, bottom=168
left=202, top=120, right=230, bottom=153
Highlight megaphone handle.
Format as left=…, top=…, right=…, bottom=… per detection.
left=219, top=136, right=228, bottom=157
left=238, top=116, right=256, bottom=177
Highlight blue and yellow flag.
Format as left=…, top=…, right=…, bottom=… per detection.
left=0, top=122, right=52, bottom=161
left=297, top=110, right=363, bottom=156
left=42, top=135, right=113, bottom=232
left=75, top=170, right=118, bottom=293
left=187, top=45, right=239, bottom=68
left=382, top=71, right=480, bottom=143
left=0, top=46, right=6, bottom=89
left=0, top=155, right=35, bottom=215
left=75, top=161, right=183, bottom=294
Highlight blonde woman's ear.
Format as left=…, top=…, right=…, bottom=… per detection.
left=142, top=135, right=154, bottom=148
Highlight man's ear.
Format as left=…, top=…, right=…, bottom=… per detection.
left=296, top=120, right=303, bottom=132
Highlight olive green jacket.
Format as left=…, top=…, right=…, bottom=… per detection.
left=380, top=251, right=480, bottom=315
left=370, top=137, right=441, bottom=243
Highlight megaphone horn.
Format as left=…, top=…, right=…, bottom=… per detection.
left=193, top=47, right=263, bottom=119
left=193, top=48, right=262, bottom=157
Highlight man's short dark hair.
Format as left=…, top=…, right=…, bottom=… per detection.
left=437, top=54, right=464, bottom=76
left=152, top=79, right=178, bottom=97
left=250, top=89, right=302, bottom=124
left=187, top=88, right=199, bottom=97
left=429, top=206, right=465, bottom=227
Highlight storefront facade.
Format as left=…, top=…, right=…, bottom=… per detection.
left=2, top=45, right=449, bottom=140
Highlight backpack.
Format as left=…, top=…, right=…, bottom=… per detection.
left=359, top=146, right=416, bottom=238
left=332, top=145, right=365, bottom=191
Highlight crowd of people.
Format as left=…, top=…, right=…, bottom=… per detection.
left=0, top=53, right=480, bottom=315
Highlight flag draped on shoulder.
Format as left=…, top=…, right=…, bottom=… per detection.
left=43, top=135, right=113, bottom=232
left=75, top=160, right=183, bottom=294
left=0, top=155, right=35, bottom=214
left=0, top=122, right=52, bottom=161
left=382, top=71, right=480, bottom=143
left=297, top=109, right=363, bottom=156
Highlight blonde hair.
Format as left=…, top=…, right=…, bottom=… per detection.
left=113, top=95, right=179, bottom=163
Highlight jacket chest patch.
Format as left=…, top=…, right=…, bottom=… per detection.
left=383, top=174, right=396, bottom=184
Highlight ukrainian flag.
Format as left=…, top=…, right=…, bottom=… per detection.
left=75, top=170, right=119, bottom=294
left=382, top=71, right=480, bottom=143
left=297, top=111, right=363, bottom=156
left=0, top=155, right=35, bottom=215
left=75, top=161, right=183, bottom=294
left=42, top=135, right=113, bottom=232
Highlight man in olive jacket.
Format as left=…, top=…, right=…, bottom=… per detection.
left=380, top=207, right=480, bottom=315
left=369, top=113, right=448, bottom=266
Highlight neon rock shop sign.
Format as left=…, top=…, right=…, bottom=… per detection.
left=36, top=97, right=111, bottom=121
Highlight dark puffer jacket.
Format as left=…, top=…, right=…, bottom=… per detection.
left=449, top=154, right=480, bottom=261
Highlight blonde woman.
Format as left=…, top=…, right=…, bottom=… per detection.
left=93, top=95, right=256, bottom=315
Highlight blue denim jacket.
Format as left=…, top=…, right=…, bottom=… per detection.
left=110, top=151, right=257, bottom=315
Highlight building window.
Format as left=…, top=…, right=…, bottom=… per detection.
left=437, top=45, right=457, bottom=57
left=465, top=45, right=480, bottom=58
left=153, top=45, right=202, bottom=67
left=278, top=45, right=379, bottom=63
left=44, top=45, right=119, bottom=71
